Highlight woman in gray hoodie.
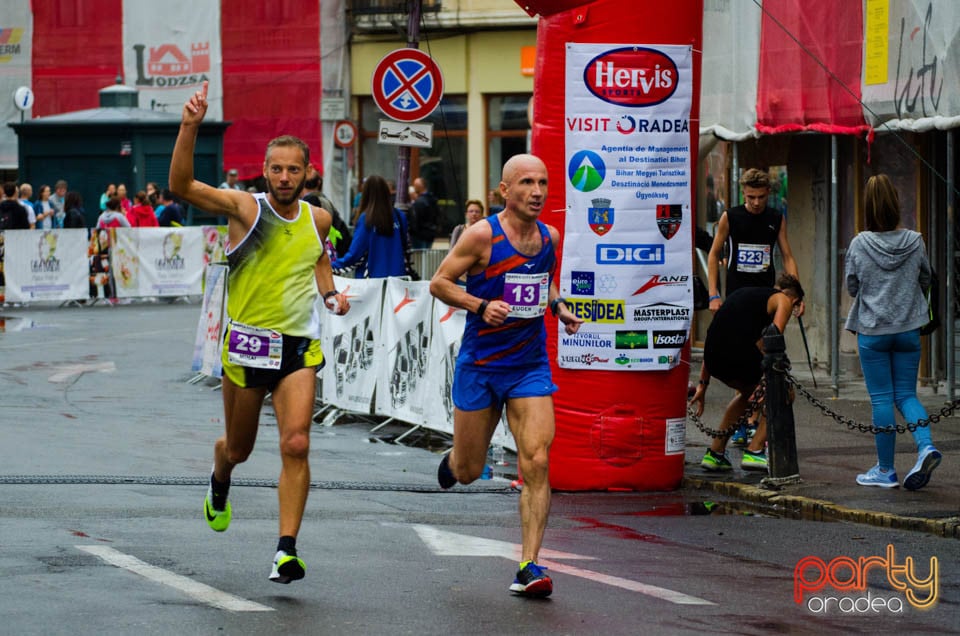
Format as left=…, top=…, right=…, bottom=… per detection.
left=844, top=174, right=941, bottom=490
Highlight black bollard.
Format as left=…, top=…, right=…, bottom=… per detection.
left=762, top=324, right=800, bottom=480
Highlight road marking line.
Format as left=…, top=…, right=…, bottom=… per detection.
left=411, top=524, right=713, bottom=605
left=538, top=559, right=715, bottom=605
left=76, top=545, right=273, bottom=612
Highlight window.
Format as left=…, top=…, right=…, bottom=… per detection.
left=486, top=94, right=531, bottom=194
left=359, top=95, right=467, bottom=233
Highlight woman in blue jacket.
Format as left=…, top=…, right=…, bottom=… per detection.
left=331, top=175, right=414, bottom=278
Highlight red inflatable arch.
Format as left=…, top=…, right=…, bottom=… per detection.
left=522, top=0, right=703, bottom=490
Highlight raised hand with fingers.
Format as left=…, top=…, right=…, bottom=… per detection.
left=182, top=80, right=209, bottom=125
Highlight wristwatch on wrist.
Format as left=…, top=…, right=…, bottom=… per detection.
left=549, top=297, right=567, bottom=317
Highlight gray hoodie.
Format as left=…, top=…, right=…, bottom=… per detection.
left=844, top=229, right=931, bottom=335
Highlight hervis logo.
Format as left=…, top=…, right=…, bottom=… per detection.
left=583, top=47, right=678, bottom=107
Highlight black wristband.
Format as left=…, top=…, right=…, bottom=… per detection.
left=323, top=290, right=338, bottom=300
left=476, top=300, right=489, bottom=317
left=550, top=297, right=566, bottom=317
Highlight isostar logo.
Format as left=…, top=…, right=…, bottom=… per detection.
left=133, top=41, right=211, bottom=88
left=583, top=47, right=678, bottom=107
left=656, top=204, right=683, bottom=240
left=596, top=244, right=664, bottom=265
left=588, top=198, right=614, bottom=236
left=633, top=303, right=691, bottom=322
left=652, top=330, right=687, bottom=348
left=570, top=271, right=595, bottom=296
left=632, top=275, right=689, bottom=296
left=566, top=299, right=625, bottom=323
left=615, top=330, right=648, bottom=349
left=0, top=28, right=25, bottom=63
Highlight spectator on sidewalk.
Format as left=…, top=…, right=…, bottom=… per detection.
left=844, top=173, right=942, bottom=490
left=96, top=196, right=131, bottom=229
left=331, top=175, right=414, bottom=279
left=115, top=184, right=133, bottom=214
left=219, top=168, right=242, bottom=190
left=449, top=199, right=484, bottom=251
left=51, top=180, right=68, bottom=220
left=409, top=177, right=439, bottom=249
left=33, top=184, right=55, bottom=230
left=688, top=273, right=805, bottom=472
left=127, top=191, right=159, bottom=227
left=302, top=169, right=352, bottom=258
left=18, top=183, right=36, bottom=229
left=158, top=189, right=185, bottom=227
left=100, top=183, right=116, bottom=211
left=62, top=191, right=87, bottom=228
left=0, top=182, right=30, bottom=230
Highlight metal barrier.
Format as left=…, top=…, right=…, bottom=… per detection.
left=411, top=248, right=447, bottom=280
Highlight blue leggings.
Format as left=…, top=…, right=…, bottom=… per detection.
left=857, top=330, right=933, bottom=469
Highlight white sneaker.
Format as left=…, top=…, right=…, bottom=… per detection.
left=855, top=464, right=899, bottom=488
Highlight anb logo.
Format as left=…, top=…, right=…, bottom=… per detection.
left=583, top=47, right=678, bottom=107
left=571, top=271, right=594, bottom=296
left=615, top=330, right=648, bottom=349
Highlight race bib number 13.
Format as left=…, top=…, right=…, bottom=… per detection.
left=504, top=272, right=548, bottom=319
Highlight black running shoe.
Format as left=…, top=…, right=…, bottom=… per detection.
left=510, top=562, right=553, bottom=597
left=437, top=452, right=457, bottom=489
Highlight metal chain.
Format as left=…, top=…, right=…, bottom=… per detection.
left=687, top=365, right=958, bottom=437
left=784, top=370, right=960, bottom=435
left=688, top=381, right=765, bottom=440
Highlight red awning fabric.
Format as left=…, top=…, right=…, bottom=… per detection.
left=756, top=0, right=870, bottom=137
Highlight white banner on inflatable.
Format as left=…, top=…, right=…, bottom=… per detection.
left=375, top=279, right=434, bottom=424
left=0, top=2, right=32, bottom=169
left=560, top=43, right=694, bottom=371
left=113, top=228, right=204, bottom=298
left=3, top=229, right=89, bottom=303
left=122, top=0, right=223, bottom=120
left=191, top=263, right=228, bottom=377
left=320, top=276, right=384, bottom=413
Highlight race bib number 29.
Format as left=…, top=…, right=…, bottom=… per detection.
left=504, top=272, right=548, bottom=319
left=227, top=321, right=283, bottom=369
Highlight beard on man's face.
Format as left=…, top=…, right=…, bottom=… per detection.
left=268, top=179, right=305, bottom=206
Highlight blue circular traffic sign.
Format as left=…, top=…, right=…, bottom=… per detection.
left=371, top=48, right=444, bottom=123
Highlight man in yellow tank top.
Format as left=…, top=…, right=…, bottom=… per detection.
left=170, top=81, right=350, bottom=584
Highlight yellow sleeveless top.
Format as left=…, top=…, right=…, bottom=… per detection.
left=225, top=195, right=323, bottom=338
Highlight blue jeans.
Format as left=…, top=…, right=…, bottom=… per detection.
left=857, top=330, right=933, bottom=469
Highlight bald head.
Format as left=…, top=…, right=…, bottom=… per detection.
left=501, top=154, right=546, bottom=186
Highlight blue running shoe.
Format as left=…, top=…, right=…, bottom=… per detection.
left=903, top=446, right=942, bottom=491
left=269, top=550, right=306, bottom=584
left=730, top=426, right=748, bottom=447
left=856, top=464, right=899, bottom=488
left=437, top=452, right=457, bottom=489
left=510, top=562, right=553, bottom=597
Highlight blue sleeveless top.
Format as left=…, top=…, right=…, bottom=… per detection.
left=457, top=214, right=555, bottom=369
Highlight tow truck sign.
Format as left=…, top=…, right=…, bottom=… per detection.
left=377, top=120, right=433, bottom=148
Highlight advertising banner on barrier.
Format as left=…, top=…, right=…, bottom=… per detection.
left=375, top=279, right=434, bottom=425
left=320, top=276, right=383, bottom=413
left=191, top=263, right=228, bottom=377
left=3, top=229, right=89, bottom=303
left=559, top=43, right=694, bottom=371
left=424, top=300, right=465, bottom=436
left=114, top=228, right=205, bottom=298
